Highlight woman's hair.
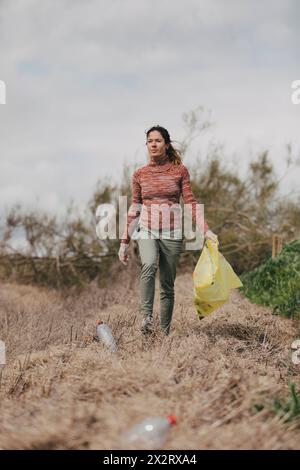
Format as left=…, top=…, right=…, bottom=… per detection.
left=145, top=125, right=182, bottom=165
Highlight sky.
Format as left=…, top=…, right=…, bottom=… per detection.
left=0, top=0, right=300, bottom=227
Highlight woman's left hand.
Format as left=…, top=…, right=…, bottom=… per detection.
left=204, top=229, right=218, bottom=243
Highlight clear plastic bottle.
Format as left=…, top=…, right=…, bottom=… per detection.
left=96, top=320, right=118, bottom=353
left=122, top=415, right=177, bottom=449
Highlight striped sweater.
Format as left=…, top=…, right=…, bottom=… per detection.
left=121, top=155, right=209, bottom=244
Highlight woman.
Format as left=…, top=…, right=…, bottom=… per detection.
left=118, top=125, right=217, bottom=335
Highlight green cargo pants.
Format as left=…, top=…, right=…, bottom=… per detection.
left=137, top=231, right=183, bottom=335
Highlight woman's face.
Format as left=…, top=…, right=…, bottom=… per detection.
left=146, top=130, right=169, bottom=159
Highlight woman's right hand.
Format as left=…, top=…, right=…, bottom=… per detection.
left=118, top=243, right=130, bottom=265
left=204, top=229, right=218, bottom=243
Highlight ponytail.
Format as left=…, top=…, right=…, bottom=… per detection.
left=166, top=142, right=182, bottom=165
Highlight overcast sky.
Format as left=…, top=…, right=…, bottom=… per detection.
left=0, top=0, right=299, bottom=224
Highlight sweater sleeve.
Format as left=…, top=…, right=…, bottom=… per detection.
left=120, top=170, right=142, bottom=244
left=180, top=165, right=209, bottom=234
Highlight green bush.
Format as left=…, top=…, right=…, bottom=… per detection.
left=240, top=239, right=300, bottom=318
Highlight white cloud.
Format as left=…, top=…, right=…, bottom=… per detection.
left=0, top=0, right=299, bottom=225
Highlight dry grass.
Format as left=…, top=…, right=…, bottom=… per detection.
left=0, top=265, right=300, bottom=450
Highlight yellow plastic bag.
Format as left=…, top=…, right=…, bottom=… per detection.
left=193, top=239, right=243, bottom=318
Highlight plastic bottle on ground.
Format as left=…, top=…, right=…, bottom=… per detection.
left=122, top=415, right=177, bottom=449
left=96, top=320, right=118, bottom=353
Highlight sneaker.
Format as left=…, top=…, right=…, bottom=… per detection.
left=140, top=315, right=154, bottom=334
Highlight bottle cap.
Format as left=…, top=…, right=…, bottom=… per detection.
left=167, top=414, right=177, bottom=425
left=96, top=320, right=104, bottom=325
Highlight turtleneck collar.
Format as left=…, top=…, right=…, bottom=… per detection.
left=148, top=153, right=171, bottom=168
